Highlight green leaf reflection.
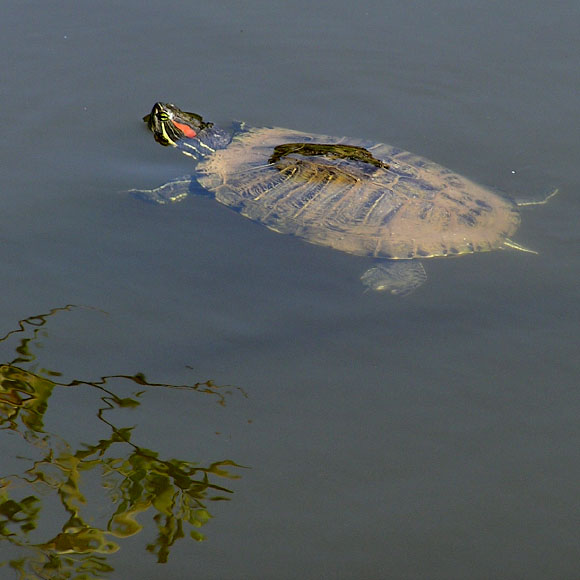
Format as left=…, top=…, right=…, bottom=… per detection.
left=0, top=306, right=249, bottom=577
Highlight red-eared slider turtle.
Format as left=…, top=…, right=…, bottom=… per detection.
left=135, top=102, right=557, bottom=295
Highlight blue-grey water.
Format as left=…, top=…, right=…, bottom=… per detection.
left=1, top=2, right=578, bottom=579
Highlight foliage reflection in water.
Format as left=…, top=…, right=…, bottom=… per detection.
left=0, top=306, right=247, bottom=578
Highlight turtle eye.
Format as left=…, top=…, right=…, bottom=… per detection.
left=158, top=111, right=170, bottom=122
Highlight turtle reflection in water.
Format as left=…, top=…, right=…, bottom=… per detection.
left=135, top=102, right=557, bottom=296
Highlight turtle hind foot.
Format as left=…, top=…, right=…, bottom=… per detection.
left=361, top=261, right=427, bottom=296
left=515, top=187, right=559, bottom=207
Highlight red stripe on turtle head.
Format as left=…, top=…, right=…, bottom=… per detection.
left=171, top=120, right=197, bottom=138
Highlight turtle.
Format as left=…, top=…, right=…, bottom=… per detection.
left=133, top=102, right=557, bottom=295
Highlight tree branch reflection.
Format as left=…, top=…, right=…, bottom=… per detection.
left=0, top=306, right=248, bottom=577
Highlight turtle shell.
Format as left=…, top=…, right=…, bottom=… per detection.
left=197, top=127, right=521, bottom=260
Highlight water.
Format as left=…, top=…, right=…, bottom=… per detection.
left=1, top=1, right=578, bottom=578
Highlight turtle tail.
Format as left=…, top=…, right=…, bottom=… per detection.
left=503, top=239, right=538, bottom=254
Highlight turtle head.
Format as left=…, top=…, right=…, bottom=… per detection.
left=144, top=102, right=212, bottom=147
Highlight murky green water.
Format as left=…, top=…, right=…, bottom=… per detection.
left=1, top=1, right=578, bottom=578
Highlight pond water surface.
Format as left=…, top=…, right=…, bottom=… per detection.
left=1, top=2, right=579, bottom=579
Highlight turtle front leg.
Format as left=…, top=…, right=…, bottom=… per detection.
left=128, top=175, right=194, bottom=204
left=360, top=260, right=427, bottom=296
